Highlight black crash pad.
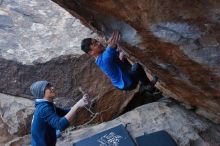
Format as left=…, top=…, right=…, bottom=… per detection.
left=136, top=130, right=177, bottom=146
left=73, top=124, right=136, bottom=146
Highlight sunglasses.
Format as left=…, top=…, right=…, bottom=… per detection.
left=45, top=84, right=55, bottom=93
left=49, top=87, right=55, bottom=93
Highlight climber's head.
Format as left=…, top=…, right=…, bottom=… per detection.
left=81, top=38, right=104, bottom=57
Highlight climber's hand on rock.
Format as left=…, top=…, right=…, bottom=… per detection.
left=107, top=31, right=120, bottom=48
left=119, top=51, right=127, bottom=61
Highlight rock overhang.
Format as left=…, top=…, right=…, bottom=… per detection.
left=51, top=0, right=220, bottom=123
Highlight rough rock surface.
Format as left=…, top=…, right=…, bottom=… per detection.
left=0, top=0, right=97, bottom=64
left=4, top=135, right=31, bottom=146
left=0, top=54, right=137, bottom=125
left=0, top=0, right=136, bottom=126
left=54, top=98, right=220, bottom=146
left=52, top=0, right=220, bottom=123
left=0, top=93, right=34, bottom=145
left=4, top=98, right=220, bottom=146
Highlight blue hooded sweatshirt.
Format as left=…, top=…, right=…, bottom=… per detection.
left=30, top=81, right=70, bottom=146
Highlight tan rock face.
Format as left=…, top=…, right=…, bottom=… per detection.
left=0, top=0, right=98, bottom=65
left=0, top=93, right=34, bottom=145
left=57, top=99, right=220, bottom=146
left=52, top=0, right=220, bottom=123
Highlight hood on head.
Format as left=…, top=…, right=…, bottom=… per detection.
left=30, top=80, right=49, bottom=99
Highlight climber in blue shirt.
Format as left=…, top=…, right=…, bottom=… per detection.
left=81, top=31, right=158, bottom=92
left=30, top=80, right=89, bottom=146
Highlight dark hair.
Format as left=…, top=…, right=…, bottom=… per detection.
left=44, top=83, right=52, bottom=93
left=81, top=38, right=92, bottom=53
left=46, top=83, right=52, bottom=88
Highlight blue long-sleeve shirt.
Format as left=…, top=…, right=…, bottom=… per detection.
left=31, top=99, right=70, bottom=146
left=96, top=45, right=133, bottom=89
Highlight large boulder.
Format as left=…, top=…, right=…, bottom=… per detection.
left=0, top=54, right=137, bottom=125
left=57, top=98, right=220, bottom=146
left=4, top=135, right=31, bottom=146
left=4, top=98, right=220, bottom=146
left=51, top=0, right=220, bottom=123
left=0, top=97, right=220, bottom=146
left=0, top=0, right=97, bottom=64
left=0, top=93, right=34, bottom=145
left=0, top=0, right=137, bottom=125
